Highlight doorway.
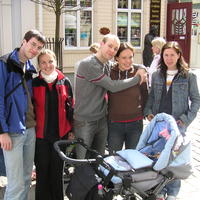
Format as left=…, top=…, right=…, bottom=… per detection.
left=166, top=2, right=192, bottom=63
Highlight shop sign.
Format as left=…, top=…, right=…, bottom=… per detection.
left=150, top=0, right=161, bottom=36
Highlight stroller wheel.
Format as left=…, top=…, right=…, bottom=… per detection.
left=144, top=194, right=157, bottom=200
left=129, top=197, right=137, bottom=200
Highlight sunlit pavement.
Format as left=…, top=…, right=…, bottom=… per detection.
left=176, top=68, right=200, bottom=200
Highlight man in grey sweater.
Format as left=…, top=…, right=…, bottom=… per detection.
left=74, top=34, right=146, bottom=158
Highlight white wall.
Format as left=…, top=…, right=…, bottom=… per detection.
left=11, top=0, right=22, bottom=48
left=0, top=0, right=12, bottom=55
left=20, top=0, right=36, bottom=39
left=0, top=0, right=36, bottom=55
left=190, top=8, right=200, bottom=69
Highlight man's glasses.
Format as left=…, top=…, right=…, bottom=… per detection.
left=29, top=42, right=44, bottom=51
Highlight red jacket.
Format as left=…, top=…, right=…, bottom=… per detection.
left=32, top=70, right=73, bottom=139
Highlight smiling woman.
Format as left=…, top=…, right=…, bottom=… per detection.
left=37, top=49, right=57, bottom=76
left=144, top=41, right=200, bottom=200
left=107, top=42, right=148, bottom=152
left=32, top=49, right=74, bottom=200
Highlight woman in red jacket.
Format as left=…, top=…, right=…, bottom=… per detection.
left=32, top=49, right=73, bottom=200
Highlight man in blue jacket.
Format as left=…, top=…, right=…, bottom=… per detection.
left=0, top=30, right=46, bottom=200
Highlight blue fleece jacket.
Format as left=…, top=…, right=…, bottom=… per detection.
left=0, top=48, right=36, bottom=134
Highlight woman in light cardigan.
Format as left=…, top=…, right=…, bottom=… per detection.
left=148, top=37, right=166, bottom=87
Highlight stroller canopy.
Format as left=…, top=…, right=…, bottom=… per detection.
left=136, top=113, right=192, bottom=178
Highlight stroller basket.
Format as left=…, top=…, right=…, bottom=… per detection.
left=54, top=138, right=120, bottom=200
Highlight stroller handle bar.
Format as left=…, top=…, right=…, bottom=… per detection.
left=54, top=138, right=101, bottom=165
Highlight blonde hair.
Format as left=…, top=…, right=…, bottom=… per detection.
left=102, top=34, right=120, bottom=44
left=37, top=49, right=56, bottom=64
left=151, top=37, right=166, bottom=51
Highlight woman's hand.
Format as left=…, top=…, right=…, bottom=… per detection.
left=176, top=120, right=184, bottom=127
left=67, top=132, right=75, bottom=140
left=147, top=114, right=154, bottom=121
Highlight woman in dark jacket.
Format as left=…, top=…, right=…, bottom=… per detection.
left=32, top=49, right=73, bottom=200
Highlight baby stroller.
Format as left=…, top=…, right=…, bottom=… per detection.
left=54, top=113, right=192, bottom=200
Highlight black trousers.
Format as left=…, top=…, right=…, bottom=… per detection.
left=34, top=139, right=64, bottom=200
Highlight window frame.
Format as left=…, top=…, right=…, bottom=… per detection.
left=116, top=0, right=143, bottom=49
left=64, top=0, right=93, bottom=50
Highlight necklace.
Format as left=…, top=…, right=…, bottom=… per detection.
left=167, top=69, right=178, bottom=76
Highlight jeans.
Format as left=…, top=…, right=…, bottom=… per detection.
left=0, top=148, right=6, bottom=176
left=108, top=120, right=143, bottom=152
left=160, top=123, right=184, bottom=198
left=74, top=116, right=108, bottom=159
left=3, top=127, right=36, bottom=200
left=161, top=179, right=181, bottom=197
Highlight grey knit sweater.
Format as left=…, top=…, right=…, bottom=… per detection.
left=74, top=55, right=141, bottom=121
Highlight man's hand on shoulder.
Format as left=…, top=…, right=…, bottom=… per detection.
left=135, top=69, right=147, bottom=84
left=0, top=133, right=12, bottom=150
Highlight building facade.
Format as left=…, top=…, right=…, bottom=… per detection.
left=0, top=0, right=199, bottom=71
left=35, top=0, right=168, bottom=73
left=0, top=0, right=36, bottom=55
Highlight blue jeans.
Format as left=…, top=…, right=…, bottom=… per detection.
left=160, top=123, right=184, bottom=197
left=0, top=148, right=6, bottom=176
left=74, top=117, right=108, bottom=159
left=108, top=120, right=143, bottom=152
left=3, top=127, right=36, bottom=200
left=161, top=179, right=181, bottom=197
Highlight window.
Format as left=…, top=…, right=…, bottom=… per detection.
left=117, top=0, right=142, bottom=47
left=65, top=0, right=92, bottom=48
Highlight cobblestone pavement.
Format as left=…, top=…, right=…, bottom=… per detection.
left=176, top=69, right=200, bottom=200
left=176, top=112, right=200, bottom=200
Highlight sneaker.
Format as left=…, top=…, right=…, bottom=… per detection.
left=156, top=194, right=165, bottom=200
left=166, top=195, right=176, bottom=200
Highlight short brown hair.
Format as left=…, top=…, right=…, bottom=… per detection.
left=23, top=29, right=46, bottom=45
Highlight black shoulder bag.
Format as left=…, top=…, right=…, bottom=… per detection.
left=66, top=95, right=74, bottom=123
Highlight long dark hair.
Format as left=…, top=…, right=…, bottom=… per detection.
left=159, top=41, right=189, bottom=77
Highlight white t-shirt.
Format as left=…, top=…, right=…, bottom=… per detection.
left=166, top=69, right=178, bottom=91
